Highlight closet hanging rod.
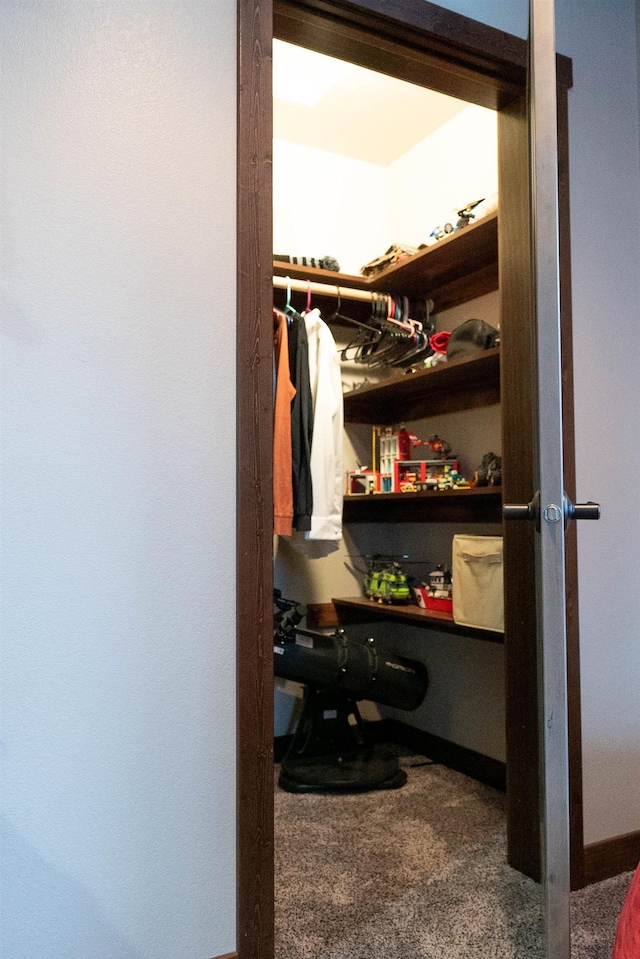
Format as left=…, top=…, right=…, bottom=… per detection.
left=273, top=275, right=373, bottom=303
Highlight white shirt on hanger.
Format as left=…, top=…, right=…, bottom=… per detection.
left=304, top=308, right=343, bottom=541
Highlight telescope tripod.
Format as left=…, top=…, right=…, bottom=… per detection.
left=279, top=687, right=407, bottom=793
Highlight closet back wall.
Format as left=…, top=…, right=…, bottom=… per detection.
left=388, top=106, right=497, bottom=247
left=273, top=104, right=497, bottom=275
left=273, top=140, right=388, bottom=276
left=273, top=87, right=501, bottom=746
left=1, top=3, right=236, bottom=957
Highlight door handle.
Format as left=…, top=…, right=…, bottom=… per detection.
left=503, top=491, right=600, bottom=530
left=563, top=498, right=600, bottom=524
left=503, top=490, right=541, bottom=525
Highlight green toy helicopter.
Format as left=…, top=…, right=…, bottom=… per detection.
left=364, top=556, right=411, bottom=605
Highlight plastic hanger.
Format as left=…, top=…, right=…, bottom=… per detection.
left=284, top=276, right=296, bottom=318
left=333, top=289, right=383, bottom=362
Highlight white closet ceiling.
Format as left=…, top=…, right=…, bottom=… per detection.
left=273, top=39, right=469, bottom=166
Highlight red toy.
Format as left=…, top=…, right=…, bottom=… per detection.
left=414, top=566, right=453, bottom=612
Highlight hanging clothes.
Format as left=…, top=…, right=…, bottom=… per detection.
left=304, top=308, right=344, bottom=541
left=287, top=311, right=314, bottom=532
left=273, top=311, right=296, bottom=536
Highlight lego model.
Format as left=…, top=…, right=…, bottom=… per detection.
left=346, top=426, right=470, bottom=495
left=346, top=469, right=381, bottom=495
left=378, top=427, right=463, bottom=492
left=364, top=557, right=411, bottom=605
left=413, top=565, right=453, bottom=613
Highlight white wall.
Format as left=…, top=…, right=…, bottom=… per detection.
left=387, top=105, right=498, bottom=247
left=273, top=105, right=497, bottom=273
left=1, top=3, right=236, bottom=957
left=273, top=139, right=388, bottom=275
left=432, top=0, right=640, bottom=846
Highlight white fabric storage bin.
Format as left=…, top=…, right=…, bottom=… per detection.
left=452, top=535, right=504, bottom=633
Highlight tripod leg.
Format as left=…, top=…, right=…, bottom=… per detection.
left=279, top=688, right=406, bottom=793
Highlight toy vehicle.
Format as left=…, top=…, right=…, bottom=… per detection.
left=425, top=435, right=452, bottom=459
left=364, top=558, right=411, bottom=604
left=437, top=465, right=470, bottom=489
left=414, top=565, right=453, bottom=612
left=397, top=458, right=459, bottom=491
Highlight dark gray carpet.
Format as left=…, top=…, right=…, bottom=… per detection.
left=275, top=757, right=632, bottom=958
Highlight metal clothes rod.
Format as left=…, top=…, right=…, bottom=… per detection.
left=273, top=275, right=373, bottom=303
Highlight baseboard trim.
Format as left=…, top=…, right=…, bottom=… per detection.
left=584, top=829, right=640, bottom=885
left=377, top=719, right=506, bottom=791
left=275, top=719, right=506, bottom=792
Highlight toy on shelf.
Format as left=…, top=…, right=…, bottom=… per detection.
left=427, top=198, right=487, bottom=244
left=364, top=556, right=411, bottom=605
left=424, top=435, right=452, bottom=459
left=346, top=426, right=471, bottom=495
left=413, top=565, right=453, bottom=613
left=378, top=427, right=467, bottom=493
left=473, top=452, right=502, bottom=487
left=436, top=465, right=470, bottom=490
left=347, top=468, right=381, bottom=495
left=346, top=426, right=385, bottom=494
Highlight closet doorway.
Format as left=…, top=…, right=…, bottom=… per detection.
left=237, top=2, right=582, bottom=956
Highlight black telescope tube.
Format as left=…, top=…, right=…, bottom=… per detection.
left=274, top=630, right=427, bottom=711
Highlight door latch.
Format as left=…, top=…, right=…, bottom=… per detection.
left=503, top=491, right=600, bottom=530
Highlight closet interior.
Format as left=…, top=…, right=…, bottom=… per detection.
left=271, top=37, right=535, bottom=956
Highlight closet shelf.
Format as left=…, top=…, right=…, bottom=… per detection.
left=371, top=212, right=498, bottom=304
left=343, top=348, right=500, bottom=423
left=343, top=487, right=502, bottom=524
left=332, top=596, right=504, bottom=644
left=273, top=262, right=370, bottom=291
left=273, top=211, right=498, bottom=312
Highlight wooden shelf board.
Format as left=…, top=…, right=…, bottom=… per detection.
left=372, top=212, right=499, bottom=300
left=273, top=261, right=370, bottom=290
left=273, top=212, right=499, bottom=310
left=431, top=260, right=499, bottom=313
left=343, top=486, right=503, bottom=524
left=332, top=596, right=504, bottom=644
left=344, top=348, right=500, bottom=423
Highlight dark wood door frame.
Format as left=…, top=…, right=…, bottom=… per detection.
left=237, top=2, right=582, bottom=956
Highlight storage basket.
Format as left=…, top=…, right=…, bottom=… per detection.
left=452, top=535, right=504, bottom=633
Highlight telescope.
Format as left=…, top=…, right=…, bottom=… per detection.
left=274, top=591, right=428, bottom=793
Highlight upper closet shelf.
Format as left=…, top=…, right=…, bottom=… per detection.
left=273, top=211, right=498, bottom=313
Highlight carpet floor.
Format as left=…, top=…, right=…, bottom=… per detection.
left=275, top=756, right=632, bottom=959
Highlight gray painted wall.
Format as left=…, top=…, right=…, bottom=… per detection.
left=1, top=2, right=236, bottom=956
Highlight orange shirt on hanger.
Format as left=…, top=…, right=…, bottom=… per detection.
left=273, top=311, right=296, bottom=536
